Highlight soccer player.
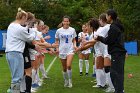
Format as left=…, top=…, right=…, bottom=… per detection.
left=20, top=12, right=37, bottom=93
left=78, top=24, right=90, bottom=76
left=99, top=13, right=114, bottom=92
left=55, top=16, right=77, bottom=88
left=92, top=23, right=106, bottom=88
left=97, top=9, right=126, bottom=93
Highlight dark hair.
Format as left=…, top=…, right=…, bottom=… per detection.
left=89, top=18, right=99, bottom=31
left=63, top=15, right=71, bottom=22
left=27, top=12, right=35, bottom=21
left=99, top=13, right=107, bottom=22
left=107, top=9, right=117, bottom=20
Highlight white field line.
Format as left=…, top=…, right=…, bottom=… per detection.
left=46, top=56, right=57, bottom=73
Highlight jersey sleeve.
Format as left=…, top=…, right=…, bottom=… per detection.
left=55, top=30, right=59, bottom=39
left=78, top=32, right=82, bottom=39
left=73, top=29, right=77, bottom=38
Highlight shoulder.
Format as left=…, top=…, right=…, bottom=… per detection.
left=56, top=27, right=63, bottom=32
left=69, top=27, right=75, bottom=31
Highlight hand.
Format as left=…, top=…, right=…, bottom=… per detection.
left=94, top=35, right=98, bottom=40
left=44, top=35, right=51, bottom=40
left=35, top=44, right=43, bottom=52
left=52, top=43, right=59, bottom=48
left=74, top=47, right=82, bottom=53
left=54, top=48, right=59, bottom=56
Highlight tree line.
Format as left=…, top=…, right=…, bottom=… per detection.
left=0, top=0, right=140, bottom=41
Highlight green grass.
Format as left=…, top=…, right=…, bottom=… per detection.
left=0, top=54, right=140, bottom=93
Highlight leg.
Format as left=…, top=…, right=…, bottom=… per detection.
left=110, top=53, right=125, bottom=93
left=78, top=53, right=84, bottom=76
left=39, top=55, right=48, bottom=78
left=6, top=52, right=24, bottom=93
left=95, top=56, right=106, bottom=87
left=60, top=58, right=68, bottom=87
left=67, top=54, right=74, bottom=88
left=25, top=68, right=32, bottom=93
left=84, top=53, right=90, bottom=76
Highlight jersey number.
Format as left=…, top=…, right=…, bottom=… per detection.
left=65, top=37, right=68, bottom=43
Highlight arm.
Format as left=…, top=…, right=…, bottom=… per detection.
left=75, top=39, right=96, bottom=52
left=80, top=39, right=96, bottom=51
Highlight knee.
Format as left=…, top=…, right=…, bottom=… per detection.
left=104, top=66, right=110, bottom=73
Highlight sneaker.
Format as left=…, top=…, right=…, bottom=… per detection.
left=80, top=72, right=83, bottom=76
left=92, top=85, right=105, bottom=89
left=64, top=80, right=69, bottom=87
left=105, top=87, right=115, bottom=93
left=67, top=79, right=72, bottom=88
left=85, top=73, right=88, bottom=76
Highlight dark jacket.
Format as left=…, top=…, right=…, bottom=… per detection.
left=97, top=21, right=126, bottom=54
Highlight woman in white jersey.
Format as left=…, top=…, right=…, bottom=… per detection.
left=99, top=13, right=114, bottom=92
left=55, top=16, right=77, bottom=88
left=78, top=24, right=90, bottom=76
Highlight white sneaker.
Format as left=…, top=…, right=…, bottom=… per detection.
left=105, top=87, right=115, bottom=93
left=67, top=79, right=72, bottom=88
left=64, top=80, right=69, bottom=87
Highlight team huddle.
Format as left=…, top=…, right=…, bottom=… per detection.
left=5, top=8, right=126, bottom=93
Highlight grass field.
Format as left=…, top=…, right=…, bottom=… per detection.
left=0, top=54, right=140, bottom=93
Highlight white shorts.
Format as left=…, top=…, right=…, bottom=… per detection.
left=94, top=42, right=111, bottom=59
left=29, top=49, right=37, bottom=61
left=59, top=51, right=74, bottom=59
left=102, top=44, right=111, bottom=59
left=81, top=49, right=91, bottom=54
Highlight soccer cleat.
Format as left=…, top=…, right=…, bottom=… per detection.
left=67, top=79, right=72, bottom=88
left=105, top=87, right=115, bottom=93
left=80, top=72, right=83, bottom=76
left=92, top=85, right=106, bottom=89
left=64, top=80, right=69, bottom=87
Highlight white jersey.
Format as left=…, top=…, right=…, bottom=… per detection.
left=55, top=27, right=77, bottom=54
left=89, top=32, right=93, bottom=40
left=78, top=32, right=90, bottom=46
left=29, top=28, right=43, bottom=41
left=98, top=24, right=110, bottom=37
left=94, top=25, right=111, bottom=57
left=78, top=32, right=91, bottom=54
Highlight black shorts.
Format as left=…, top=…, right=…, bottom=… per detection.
left=24, top=55, right=31, bottom=69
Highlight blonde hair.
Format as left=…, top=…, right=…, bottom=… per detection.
left=16, top=7, right=27, bottom=20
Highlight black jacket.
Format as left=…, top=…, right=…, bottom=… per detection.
left=97, top=21, right=126, bottom=54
